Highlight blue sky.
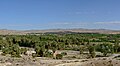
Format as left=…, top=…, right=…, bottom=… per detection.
left=0, top=0, right=120, bottom=30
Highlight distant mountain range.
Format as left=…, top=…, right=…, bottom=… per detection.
left=0, top=29, right=120, bottom=35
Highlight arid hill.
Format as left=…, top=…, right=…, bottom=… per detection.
left=0, top=29, right=120, bottom=35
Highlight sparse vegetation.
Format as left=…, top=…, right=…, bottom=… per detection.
left=0, top=33, right=119, bottom=58
left=0, top=33, right=119, bottom=65
left=56, top=54, right=63, bottom=59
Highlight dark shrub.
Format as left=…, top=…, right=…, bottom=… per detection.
left=32, top=53, right=36, bottom=58
left=61, top=52, right=67, bottom=56
left=56, top=54, right=63, bottom=59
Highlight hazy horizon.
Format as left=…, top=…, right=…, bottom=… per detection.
left=0, top=28, right=120, bottom=31
left=0, top=0, right=120, bottom=30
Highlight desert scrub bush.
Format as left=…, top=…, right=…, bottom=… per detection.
left=44, top=51, right=53, bottom=57
left=1, top=53, right=6, bottom=56
left=71, top=56, right=77, bottom=58
left=91, top=52, right=96, bottom=58
left=108, top=64, right=113, bottom=66
left=79, top=46, right=86, bottom=54
left=20, top=48, right=27, bottom=54
left=56, top=54, right=63, bottom=59
left=61, top=52, right=67, bottom=56
left=88, top=45, right=96, bottom=58
left=114, top=55, right=120, bottom=58
left=32, top=53, right=37, bottom=58
left=108, top=60, right=113, bottom=66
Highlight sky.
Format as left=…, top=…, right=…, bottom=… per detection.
left=0, top=0, right=120, bottom=30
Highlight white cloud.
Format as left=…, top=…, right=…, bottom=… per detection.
left=53, top=22, right=72, bottom=25
left=68, top=11, right=95, bottom=15
left=1, top=21, right=119, bottom=28
left=0, top=24, right=38, bottom=27
left=95, top=21, right=120, bottom=24
left=0, top=22, right=91, bottom=28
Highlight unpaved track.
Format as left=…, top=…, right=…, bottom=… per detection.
left=54, top=54, right=120, bottom=66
